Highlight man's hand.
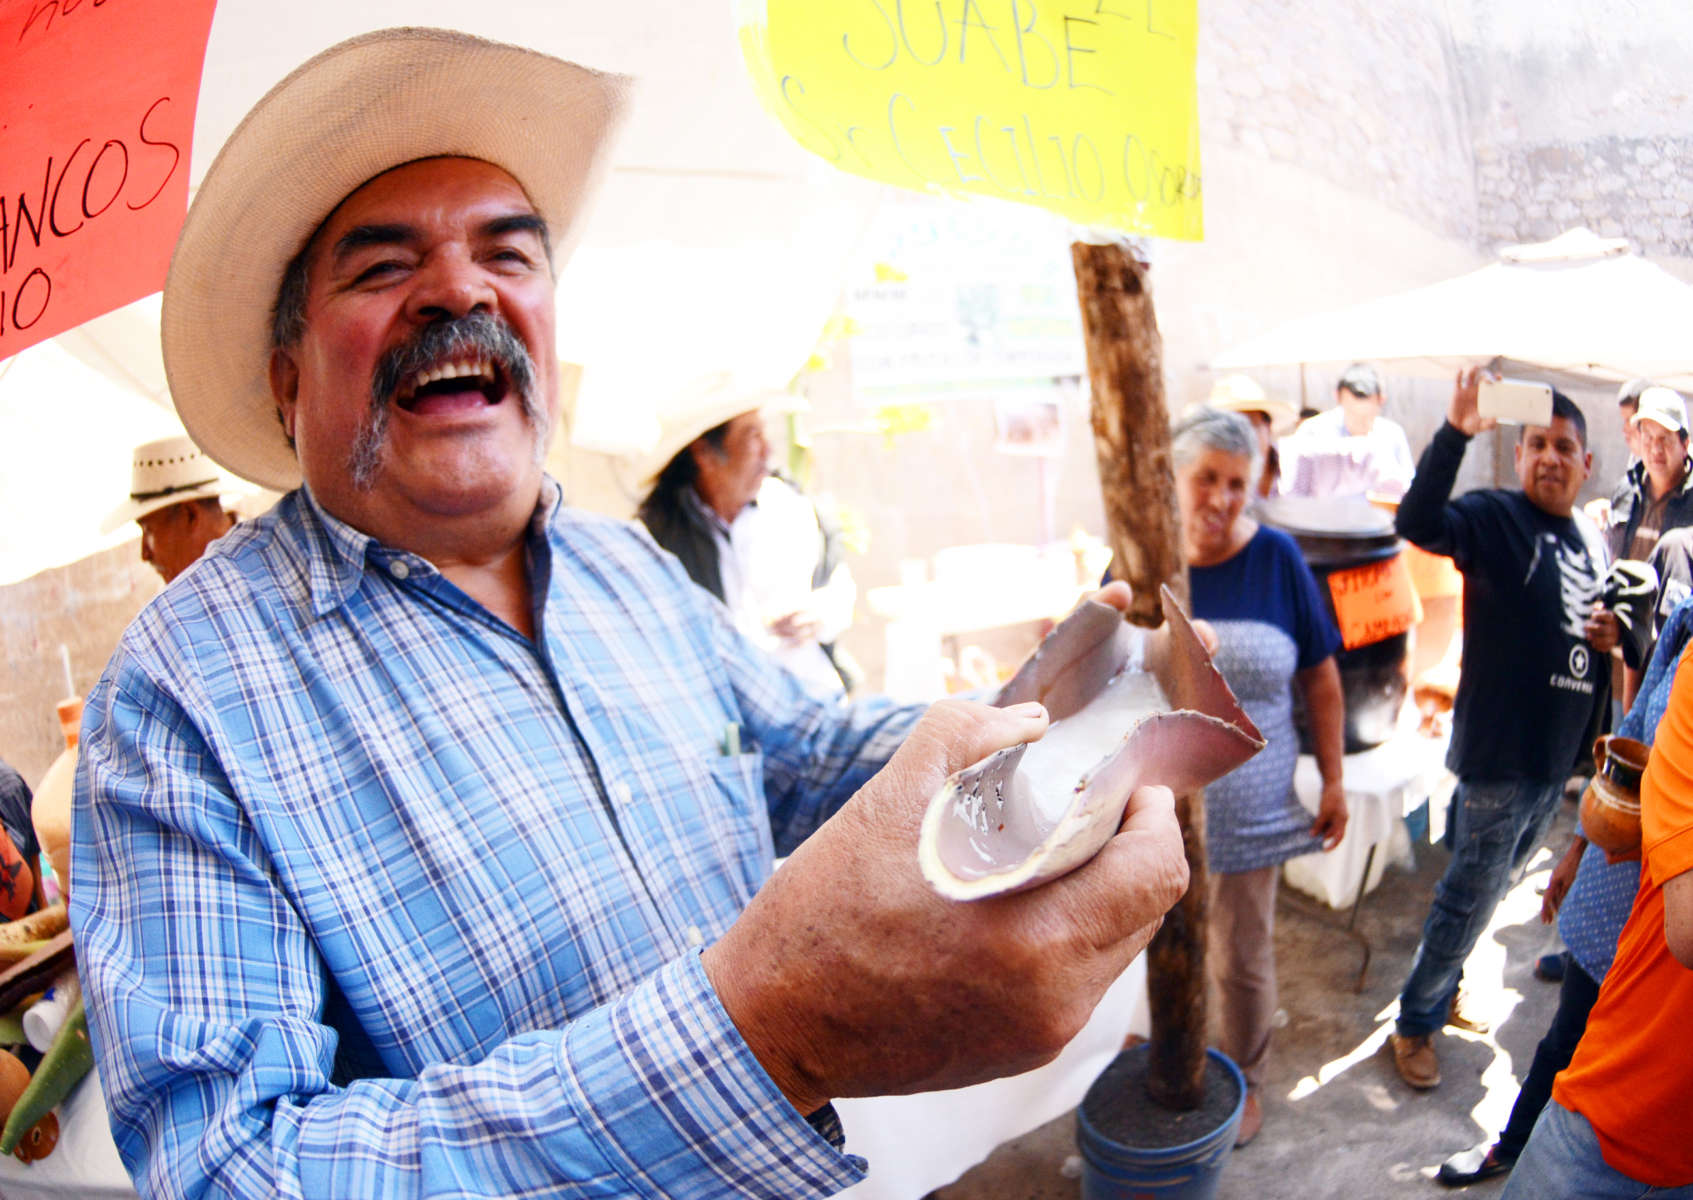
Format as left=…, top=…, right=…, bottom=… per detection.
left=1311, top=780, right=1349, bottom=851
left=703, top=699, right=1188, bottom=1114
left=1541, top=836, right=1586, bottom=923
left=1585, top=605, right=1621, bottom=654
left=1583, top=497, right=1613, bottom=531
left=768, top=610, right=823, bottom=645
left=1447, top=366, right=1499, bottom=437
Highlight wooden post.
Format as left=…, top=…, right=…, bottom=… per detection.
left=1071, top=239, right=1209, bottom=1111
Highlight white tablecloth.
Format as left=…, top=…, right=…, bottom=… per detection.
left=1282, top=719, right=1454, bottom=910
left=836, top=954, right=1147, bottom=1199
left=0, top=1072, right=135, bottom=1200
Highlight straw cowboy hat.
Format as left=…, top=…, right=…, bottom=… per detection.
left=638, top=373, right=807, bottom=484
left=100, top=434, right=248, bottom=534
left=1202, top=374, right=1298, bottom=435
left=162, top=28, right=632, bottom=492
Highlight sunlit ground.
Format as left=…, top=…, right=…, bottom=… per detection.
left=1284, top=841, right=1558, bottom=1182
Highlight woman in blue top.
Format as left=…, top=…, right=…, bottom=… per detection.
left=1171, top=407, right=1349, bottom=1147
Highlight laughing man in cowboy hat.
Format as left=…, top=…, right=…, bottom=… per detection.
left=102, top=434, right=241, bottom=584
left=69, top=29, right=1186, bottom=1199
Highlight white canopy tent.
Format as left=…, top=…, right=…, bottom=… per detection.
left=5, top=0, right=882, bottom=581
left=1209, top=229, right=1693, bottom=393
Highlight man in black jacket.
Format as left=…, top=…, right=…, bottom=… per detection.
left=1387, top=368, right=1619, bottom=1090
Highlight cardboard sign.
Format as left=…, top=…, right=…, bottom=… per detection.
left=1327, top=555, right=1423, bottom=652
left=738, top=0, right=1202, bottom=239
left=0, top=0, right=219, bottom=361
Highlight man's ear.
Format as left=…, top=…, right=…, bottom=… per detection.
left=269, top=348, right=300, bottom=440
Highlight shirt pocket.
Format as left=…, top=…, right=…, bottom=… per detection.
left=702, top=750, right=775, bottom=903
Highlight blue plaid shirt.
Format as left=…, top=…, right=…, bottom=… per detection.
left=71, top=482, right=919, bottom=1199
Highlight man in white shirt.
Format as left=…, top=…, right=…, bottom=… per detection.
left=1280, top=363, right=1415, bottom=500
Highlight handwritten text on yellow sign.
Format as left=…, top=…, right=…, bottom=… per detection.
left=739, top=0, right=1203, bottom=238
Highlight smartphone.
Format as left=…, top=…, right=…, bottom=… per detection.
left=1477, top=376, right=1554, bottom=426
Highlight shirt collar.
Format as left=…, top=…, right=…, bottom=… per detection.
left=296, top=487, right=378, bottom=616
left=295, top=481, right=563, bottom=617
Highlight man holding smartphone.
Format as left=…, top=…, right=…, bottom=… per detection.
left=1387, top=367, right=1618, bottom=1090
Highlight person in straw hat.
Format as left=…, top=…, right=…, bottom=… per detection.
left=637, top=386, right=859, bottom=699
left=102, top=433, right=241, bottom=584
left=1198, top=375, right=1297, bottom=498
left=70, top=29, right=1186, bottom=1199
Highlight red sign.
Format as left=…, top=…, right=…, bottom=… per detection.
left=0, top=0, right=219, bottom=360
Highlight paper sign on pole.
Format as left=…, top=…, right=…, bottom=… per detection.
left=0, top=0, right=219, bottom=362
left=738, top=0, right=1202, bottom=239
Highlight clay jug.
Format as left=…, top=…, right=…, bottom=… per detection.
left=1580, top=734, right=1647, bottom=859
left=31, top=697, right=80, bottom=900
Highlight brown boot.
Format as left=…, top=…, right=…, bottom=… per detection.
left=1389, top=1032, right=1441, bottom=1089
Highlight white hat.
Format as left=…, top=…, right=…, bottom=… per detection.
left=162, top=28, right=632, bottom=491
left=1634, top=386, right=1688, bottom=436
left=100, top=435, right=245, bottom=534
left=1204, top=374, right=1298, bottom=435
left=638, top=374, right=806, bottom=484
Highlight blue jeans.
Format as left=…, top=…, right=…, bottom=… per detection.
left=1502, top=1101, right=1693, bottom=1199
left=1396, top=776, right=1565, bottom=1037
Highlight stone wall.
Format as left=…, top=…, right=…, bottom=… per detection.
left=1457, top=0, right=1693, bottom=259
left=1198, top=0, right=1478, bottom=244
left=1475, top=135, right=1693, bottom=257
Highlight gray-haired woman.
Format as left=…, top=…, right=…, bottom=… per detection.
left=1171, top=406, right=1348, bottom=1147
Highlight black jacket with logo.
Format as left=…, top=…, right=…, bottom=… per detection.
left=1398, top=422, right=1609, bottom=781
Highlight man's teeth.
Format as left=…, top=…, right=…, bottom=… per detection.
left=401, top=360, right=496, bottom=399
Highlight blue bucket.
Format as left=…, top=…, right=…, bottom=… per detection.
left=1075, top=1046, right=1245, bottom=1200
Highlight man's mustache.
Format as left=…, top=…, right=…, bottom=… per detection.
left=347, top=314, right=545, bottom=490
left=370, top=312, right=538, bottom=412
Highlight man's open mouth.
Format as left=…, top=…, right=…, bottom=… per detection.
left=393, top=356, right=507, bottom=414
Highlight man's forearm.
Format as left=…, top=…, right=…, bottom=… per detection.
left=1394, top=422, right=1471, bottom=554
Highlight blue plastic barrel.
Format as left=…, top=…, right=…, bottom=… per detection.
left=1075, top=1047, right=1245, bottom=1200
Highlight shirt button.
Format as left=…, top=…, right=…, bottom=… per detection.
left=686, top=925, right=705, bottom=948
left=610, top=782, right=632, bottom=805
left=388, top=560, right=411, bottom=580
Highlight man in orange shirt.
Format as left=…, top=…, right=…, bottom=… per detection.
left=1500, top=645, right=1693, bottom=1197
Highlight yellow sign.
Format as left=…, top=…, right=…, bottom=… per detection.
left=738, top=0, right=1203, bottom=239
